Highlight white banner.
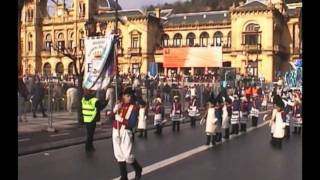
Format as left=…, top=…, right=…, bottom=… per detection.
left=83, top=34, right=115, bottom=90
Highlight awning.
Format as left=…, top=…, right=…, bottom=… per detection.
left=163, top=47, right=222, bottom=68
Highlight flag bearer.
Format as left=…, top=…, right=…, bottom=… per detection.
left=200, top=98, right=218, bottom=146
left=82, top=89, right=106, bottom=152
left=112, top=88, right=142, bottom=180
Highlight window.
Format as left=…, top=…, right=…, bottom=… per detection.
left=173, top=33, right=182, bottom=47
left=226, top=31, right=231, bottom=48
left=28, top=33, right=33, bottom=52
left=131, top=30, right=141, bottom=48
left=27, top=8, right=33, bottom=22
left=55, top=62, right=64, bottom=76
left=79, top=3, right=85, bottom=18
left=132, top=63, right=140, bottom=74
left=68, top=32, right=74, bottom=50
left=45, top=34, right=52, bottom=51
left=68, top=62, right=74, bottom=75
left=186, top=33, right=195, bottom=47
left=161, top=34, right=169, bottom=47
left=57, top=33, right=65, bottom=52
left=213, top=31, right=223, bottom=47
left=43, top=63, right=51, bottom=76
left=200, top=32, right=209, bottom=47
left=242, top=23, right=261, bottom=45
left=80, top=30, right=84, bottom=50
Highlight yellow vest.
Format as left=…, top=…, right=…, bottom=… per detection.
left=82, top=97, right=98, bottom=123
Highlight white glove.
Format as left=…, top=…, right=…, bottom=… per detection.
left=115, top=114, right=123, bottom=122
left=113, top=103, right=122, bottom=113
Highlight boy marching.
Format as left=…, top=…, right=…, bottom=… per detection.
left=200, top=98, right=218, bottom=146
left=171, top=95, right=183, bottom=132
left=240, top=96, right=250, bottom=132
left=188, top=94, right=200, bottom=128
left=231, top=95, right=241, bottom=135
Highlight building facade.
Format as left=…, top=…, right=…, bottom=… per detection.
left=20, top=0, right=302, bottom=83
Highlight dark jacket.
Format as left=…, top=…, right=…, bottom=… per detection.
left=30, top=83, right=45, bottom=102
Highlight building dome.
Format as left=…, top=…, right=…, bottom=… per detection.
left=97, top=0, right=122, bottom=11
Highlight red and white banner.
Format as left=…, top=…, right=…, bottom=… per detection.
left=163, top=47, right=222, bottom=68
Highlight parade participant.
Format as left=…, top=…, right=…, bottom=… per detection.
left=292, top=98, right=302, bottom=135
left=188, top=94, right=200, bottom=128
left=250, top=93, right=261, bottom=127
left=231, top=95, right=240, bottom=135
left=152, top=97, right=165, bottom=134
left=214, top=95, right=223, bottom=143
left=200, top=98, right=218, bottom=146
left=30, top=79, right=47, bottom=118
left=137, top=100, right=148, bottom=138
left=18, top=77, right=29, bottom=122
left=261, top=93, right=268, bottom=111
left=240, top=96, right=250, bottom=132
left=282, top=96, right=293, bottom=139
left=171, top=95, right=182, bottom=132
left=222, top=98, right=232, bottom=139
left=112, top=87, right=142, bottom=180
left=82, top=89, right=106, bottom=152
left=269, top=96, right=286, bottom=148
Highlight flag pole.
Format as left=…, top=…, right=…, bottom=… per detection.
left=114, top=0, right=120, bottom=136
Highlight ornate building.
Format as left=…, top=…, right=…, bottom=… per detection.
left=20, top=0, right=302, bottom=82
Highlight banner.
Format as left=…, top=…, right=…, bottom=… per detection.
left=148, top=62, right=158, bottom=77
left=163, top=47, right=222, bottom=68
left=83, top=34, right=115, bottom=90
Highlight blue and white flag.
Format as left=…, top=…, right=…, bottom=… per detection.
left=83, top=34, right=115, bottom=90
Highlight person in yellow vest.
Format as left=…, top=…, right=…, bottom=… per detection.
left=82, top=89, right=106, bottom=152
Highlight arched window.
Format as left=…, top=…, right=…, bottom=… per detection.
left=161, top=34, right=169, bottom=47
left=130, top=30, right=141, bottom=48
left=186, top=33, right=195, bottom=47
left=45, top=34, right=52, bottom=51
left=55, top=62, right=64, bottom=76
left=173, top=33, right=182, bottom=47
left=28, top=33, right=33, bottom=52
left=79, top=2, right=86, bottom=18
left=68, top=62, right=74, bottom=75
left=200, top=32, right=209, bottom=47
left=43, top=63, right=52, bottom=76
left=227, top=31, right=231, bottom=48
left=68, top=32, right=74, bottom=50
left=242, top=23, right=261, bottom=45
left=213, top=31, right=223, bottom=47
left=57, top=33, right=65, bottom=52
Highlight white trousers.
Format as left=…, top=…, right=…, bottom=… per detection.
left=112, top=127, right=135, bottom=163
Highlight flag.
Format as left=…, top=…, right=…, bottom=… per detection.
left=83, top=34, right=115, bottom=90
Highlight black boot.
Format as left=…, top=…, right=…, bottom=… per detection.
left=293, top=127, right=297, bottom=134
left=172, top=122, right=176, bottom=132
left=138, top=130, right=143, bottom=138
left=177, top=122, right=180, bottom=132
left=285, top=126, right=290, bottom=139
left=206, top=135, right=211, bottom=145
left=235, top=124, right=239, bottom=135
left=131, top=160, right=142, bottom=180
left=243, top=124, right=247, bottom=132
left=298, top=127, right=302, bottom=135
left=224, top=128, right=230, bottom=139
left=216, top=132, right=222, bottom=143
left=119, top=162, right=128, bottom=180
left=144, top=130, right=148, bottom=138
left=211, top=135, right=216, bottom=146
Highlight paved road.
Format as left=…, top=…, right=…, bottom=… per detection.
left=18, top=112, right=301, bottom=180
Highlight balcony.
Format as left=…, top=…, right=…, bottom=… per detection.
left=274, top=44, right=288, bottom=54
left=222, top=45, right=232, bottom=53
left=243, top=44, right=261, bottom=53
left=117, top=47, right=124, bottom=56
left=155, top=47, right=163, bottom=55
left=41, top=50, right=51, bottom=57
left=128, top=47, right=141, bottom=55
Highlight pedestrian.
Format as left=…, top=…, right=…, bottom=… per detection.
left=250, top=93, right=261, bottom=127
left=171, top=95, right=182, bottom=132
left=137, top=100, right=148, bottom=138
left=188, top=94, right=200, bottom=128
left=163, top=83, right=171, bottom=103
left=240, top=96, right=250, bottom=132
left=282, top=96, right=293, bottom=139
left=66, top=87, right=78, bottom=113
left=269, top=96, right=286, bottom=148
left=231, top=95, right=240, bottom=135
left=112, top=87, right=142, bottom=180
left=222, top=98, right=232, bottom=139
left=30, top=80, right=47, bottom=118
left=200, top=98, right=218, bottom=146
left=152, top=97, right=164, bottom=135
left=82, top=89, right=106, bottom=152
left=18, top=77, right=29, bottom=122
left=214, top=95, right=223, bottom=143
left=292, top=98, right=302, bottom=135
left=261, top=93, right=268, bottom=111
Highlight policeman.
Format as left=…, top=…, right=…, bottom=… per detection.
left=112, top=87, right=142, bottom=180
left=82, top=89, right=106, bottom=152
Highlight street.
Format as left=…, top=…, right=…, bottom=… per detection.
left=18, top=114, right=301, bottom=180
